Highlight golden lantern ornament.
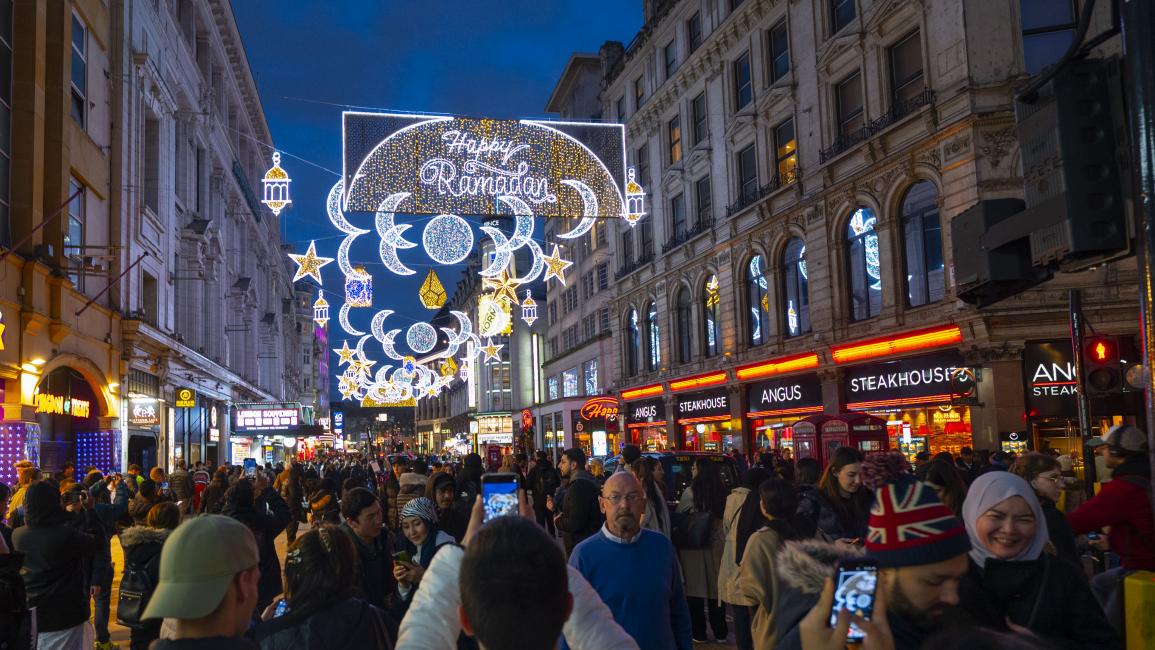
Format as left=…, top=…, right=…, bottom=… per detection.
left=418, top=269, right=447, bottom=309
left=261, top=152, right=292, bottom=216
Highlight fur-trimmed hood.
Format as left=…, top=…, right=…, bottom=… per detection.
left=119, top=525, right=171, bottom=547
left=776, top=538, right=865, bottom=595
left=399, top=472, right=427, bottom=491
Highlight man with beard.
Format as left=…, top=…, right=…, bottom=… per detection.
left=565, top=472, right=692, bottom=650
left=774, top=476, right=971, bottom=650
left=551, top=448, right=603, bottom=556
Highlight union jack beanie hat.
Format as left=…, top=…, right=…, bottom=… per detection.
left=864, top=477, right=970, bottom=568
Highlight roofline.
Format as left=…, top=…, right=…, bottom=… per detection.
left=545, top=53, right=602, bottom=114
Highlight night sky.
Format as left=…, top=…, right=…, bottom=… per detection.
left=230, top=2, right=641, bottom=399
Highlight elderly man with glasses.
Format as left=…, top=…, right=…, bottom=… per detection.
left=564, top=472, right=692, bottom=650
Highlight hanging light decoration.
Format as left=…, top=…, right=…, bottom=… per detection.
left=520, top=290, right=538, bottom=326
left=345, top=266, right=372, bottom=307
left=418, top=269, right=447, bottom=309
left=312, top=293, right=330, bottom=328
left=261, top=152, right=292, bottom=216
left=624, top=166, right=646, bottom=227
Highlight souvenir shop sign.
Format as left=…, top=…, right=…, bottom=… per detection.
left=676, top=389, right=730, bottom=421
left=746, top=374, right=823, bottom=417
left=233, top=402, right=301, bottom=432
left=843, top=351, right=972, bottom=409
left=1023, top=340, right=1078, bottom=417
left=626, top=398, right=667, bottom=426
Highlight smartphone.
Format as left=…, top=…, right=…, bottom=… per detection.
left=392, top=550, right=412, bottom=565
left=243, top=459, right=257, bottom=478
left=829, top=559, right=878, bottom=643
left=273, top=600, right=289, bottom=618
left=370, top=461, right=381, bottom=474
left=481, top=473, right=519, bottom=522
left=1087, top=532, right=1100, bottom=540
left=161, top=481, right=170, bottom=491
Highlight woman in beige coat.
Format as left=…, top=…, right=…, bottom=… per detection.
left=676, top=458, right=729, bottom=643
left=718, top=468, right=773, bottom=650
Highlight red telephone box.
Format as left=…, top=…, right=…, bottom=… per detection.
left=844, top=412, right=889, bottom=455
left=792, top=414, right=851, bottom=467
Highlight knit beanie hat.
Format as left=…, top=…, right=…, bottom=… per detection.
left=864, top=472, right=970, bottom=568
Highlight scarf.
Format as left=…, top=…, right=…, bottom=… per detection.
left=962, top=472, right=1048, bottom=568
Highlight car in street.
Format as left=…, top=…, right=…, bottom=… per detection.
left=602, top=450, right=740, bottom=505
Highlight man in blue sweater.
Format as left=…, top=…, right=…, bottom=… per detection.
left=567, top=472, right=692, bottom=650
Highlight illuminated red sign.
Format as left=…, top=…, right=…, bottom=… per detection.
left=579, top=397, right=619, bottom=421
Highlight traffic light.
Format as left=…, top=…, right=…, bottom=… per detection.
left=1082, top=335, right=1122, bottom=396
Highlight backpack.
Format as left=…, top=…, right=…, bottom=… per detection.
left=537, top=467, right=560, bottom=497
left=116, top=560, right=155, bottom=629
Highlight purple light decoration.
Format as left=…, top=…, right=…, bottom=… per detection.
left=76, top=430, right=121, bottom=475
left=0, top=423, right=38, bottom=488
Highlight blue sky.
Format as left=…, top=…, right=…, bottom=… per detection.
left=231, top=1, right=642, bottom=398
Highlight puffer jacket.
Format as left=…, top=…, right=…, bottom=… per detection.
left=253, top=597, right=392, bottom=649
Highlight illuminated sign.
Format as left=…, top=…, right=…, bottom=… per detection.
left=128, top=398, right=160, bottom=426
left=520, top=409, right=533, bottom=431
left=333, top=412, right=344, bottom=436
left=233, top=402, right=301, bottom=432
left=621, top=383, right=663, bottom=400
left=746, top=374, right=824, bottom=418
left=1023, top=340, right=1079, bottom=417
left=843, top=351, right=971, bottom=409
left=676, top=389, right=730, bottom=421
left=579, top=397, right=619, bottom=422
left=343, top=113, right=628, bottom=220
left=175, top=388, right=196, bottom=408
left=625, top=398, right=667, bottom=429
left=0, top=310, right=6, bottom=350
left=831, top=325, right=963, bottom=364
left=34, top=392, right=91, bottom=418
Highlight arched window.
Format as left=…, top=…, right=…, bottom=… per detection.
left=846, top=207, right=882, bottom=321
left=646, top=301, right=661, bottom=371
left=676, top=288, right=692, bottom=363
left=747, top=256, right=770, bottom=346
left=782, top=238, right=811, bottom=336
left=625, top=309, right=640, bottom=377
left=703, top=274, right=721, bottom=357
left=901, top=181, right=944, bottom=307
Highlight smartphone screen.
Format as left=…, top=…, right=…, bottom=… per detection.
left=829, top=559, right=878, bottom=642
left=243, top=459, right=257, bottom=478
left=481, top=473, right=519, bottom=522
left=274, top=600, right=289, bottom=618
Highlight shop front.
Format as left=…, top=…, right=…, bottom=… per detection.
left=744, top=374, right=823, bottom=455
left=475, top=412, right=513, bottom=468
left=625, top=397, right=669, bottom=451
left=125, top=369, right=162, bottom=470
left=842, top=350, right=975, bottom=462
left=570, top=397, right=620, bottom=458
left=675, top=389, right=734, bottom=452
left=33, top=366, right=119, bottom=474
left=231, top=402, right=302, bottom=466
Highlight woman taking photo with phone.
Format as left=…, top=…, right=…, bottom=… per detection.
left=393, top=497, right=454, bottom=614
left=957, top=472, right=1119, bottom=648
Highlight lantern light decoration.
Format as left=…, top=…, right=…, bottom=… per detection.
left=439, top=356, right=458, bottom=378
left=312, top=293, right=330, bottom=328
left=418, top=269, right=447, bottom=309
left=520, top=290, right=538, bottom=326
left=261, top=152, right=292, bottom=216
left=345, top=266, right=373, bottom=307
left=624, top=166, right=646, bottom=227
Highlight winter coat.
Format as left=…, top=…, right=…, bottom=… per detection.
left=129, top=493, right=169, bottom=525
left=642, top=490, right=671, bottom=539
left=718, top=487, right=749, bottom=605
left=120, top=525, right=170, bottom=641
left=795, top=485, right=867, bottom=542
left=11, top=484, right=102, bottom=632
left=253, top=597, right=392, bottom=649
left=0, top=551, right=31, bottom=650
left=1038, top=496, right=1079, bottom=568
left=556, top=471, right=604, bottom=556
left=1066, top=458, right=1155, bottom=570
left=732, top=526, right=789, bottom=650
left=308, top=488, right=339, bottom=523
left=342, top=522, right=398, bottom=612
left=282, top=477, right=305, bottom=521
left=393, top=473, right=427, bottom=529
left=223, top=487, right=291, bottom=607
left=200, top=478, right=229, bottom=514
left=958, top=555, right=1121, bottom=649
left=395, top=543, right=638, bottom=650
left=527, top=462, right=561, bottom=505
left=676, top=486, right=724, bottom=600
left=169, top=469, right=194, bottom=513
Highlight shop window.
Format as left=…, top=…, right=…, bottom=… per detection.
left=846, top=208, right=882, bottom=321
left=1020, top=0, right=1076, bottom=74
left=625, top=309, right=640, bottom=377
left=836, top=71, right=864, bottom=139
left=768, top=19, right=790, bottom=83
left=70, top=13, right=87, bottom=127
left=703, top=274, right=721, bottom=358
left=692, top=92, right=708, bottom=144
left=747, top=255, right=770, bottom=346
left=734, top=51, right=753, bottom=110
left=889, top=30, right=924, bottom=108
left=901, top=181, right=945, bottom=307
left=676, top=288, right=693, bottom=363
left=782, top=237, right=811, bottom=336
left=646, top=301, right=661, bottom=371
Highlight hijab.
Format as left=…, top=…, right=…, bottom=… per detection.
left=962, top=472, right=1048, bottom=568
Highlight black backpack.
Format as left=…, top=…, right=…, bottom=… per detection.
left=116, top=560, right=155, bottom=629
left=537, top=467, right=561, bottom=497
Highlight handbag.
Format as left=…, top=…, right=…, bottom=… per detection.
left=116, top=561, right=154, bottom=629
left=672, top=509, right=713, bottom=549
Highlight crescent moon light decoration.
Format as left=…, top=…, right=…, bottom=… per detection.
left=555, top=179, right=599, bottom=240
left=479, top=226, right=513, bottom=277
left=338, top=304, right=364, bottom=336
left=376, top=193, right=417, bottom=276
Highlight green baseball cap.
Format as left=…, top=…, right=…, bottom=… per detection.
left=143, top=515, right=259, bottom=620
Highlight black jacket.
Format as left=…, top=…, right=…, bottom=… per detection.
left=958, top=555, right=1121, bottom=649
left=556, top=471, right=603, bottom=556
left=153, top=637, right=258, bottom=650
left=11, top=483, right=102, bottom=632
left=0, top=551, right=31, bottom=650
left=1039, top=496, right=1080, bottom=568
left=120, top=525, right=169, bottom=637
left=223, top=487, right=291, bottom=607
left=253, top=597, right=392, bottom=649
left=341, top=522, right=397, bottom=611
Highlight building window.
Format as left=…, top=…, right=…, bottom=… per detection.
left=831, top=0, right=856, bottom=34
left=548, top=376, right=559, bottom=401
left=668, top=115, right=682, bottom=164
left=599, top=308, right=611, bottom=333
left=703, top=275, right=721, bottom=358
left=664, top=40, right=678, bottom=78
left=562, top=368, right=579, bottom=398
left=626, top=309, right=640, bottom=377
left=1020, top=0, right=1077, bottom=74
left=596, top=221, right=607, bottom=247
left=836, top=71, right=864, bottom=138
left=70, top=13, right=87, bottom=127
left=144, top=117, right=161, bottom=213
left=583, top=359, right=599, bottom=395
left=596, top=263, right=608, bottom=289
left=692, top=92, right=708, bottom=144
left=646, top=301, right=661, bottom=371
left=889, top=30, right=924, bottom=107
left=65, top=178, right=85, bottom=288
left=635, top=76, right=646, bottom=109
left=670, top=193, right=686, bottom=241
left=616, top=95, right=626, bottom=121
left=0, top=0, right=11, bottom=247
left=783, top=237, right=810, bottom=336
left=902, top=181, right=945, bottom=307
left=688, top=11, right=703, bottom=52
left=639, top=219, right=653, bottom=259
left=142, top=271, right=158, bottom=324
left=621, top=230, right=634, bottom=265
left=774, top=119, right=797, bottom=184
left=695, top=176, right=712, bottom=226
left=769, top=19, right=790, bottom=83
left=737, top=144, right=758, bottom=203
left=734, top=51, right=753, bottom=110
left=637, top=143, right=650, bottom=187
left=676, top=288, right=693, bottom=363
left=846, top=207, right=882, bottom=321
left=747, top=256, right=770, bottom=346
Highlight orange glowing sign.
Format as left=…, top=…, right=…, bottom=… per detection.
left=831, top=325, right=963, bottom=364
left=621, top=383, right=664, bottom=400
left=579, top=397, right=619, bottom=421
left=669, top=371, right=728, bottom=392
left=735, top=352, right=820, bottom=381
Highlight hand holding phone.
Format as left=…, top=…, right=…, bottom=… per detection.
left=829, top=559, right=878, bottom=643
left=481, top=473, right=519, bottom=522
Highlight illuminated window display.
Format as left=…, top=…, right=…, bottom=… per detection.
left=846, top=208, right=881, bottom=321
left=675, top=389, right=732, bottom=451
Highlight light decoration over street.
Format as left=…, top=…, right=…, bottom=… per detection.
left=422, top=214, right=474, bottom=264
left=480, top=337, right=503, bottom=363
left=334, top=340, right=357, bottom=366
left=624, top=167, right=646, bottom=227
left=312, top=293, right=330, bottom=328
left=478, top=293, right=512, bottom=338
left=706, top=276, right=721, bottom=308
left=483, top=269, right=521, bottom=305
left=418, top=269, right=447, bottom=309
left=520, top=290, right=538, bottom=326
left=542, top=244, right=573, bottom=286
left=439, top=356, right=458, bottom=378
left=261, top=152, right=292, bottom=216
left=289, top=241, right=333, bottom=284
left=406, top=322, right=438, bottom=354
left=345, top=266, right=373, bottom=307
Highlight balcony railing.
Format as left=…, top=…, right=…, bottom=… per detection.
left=662, top=216, right=715, bottom=253
left=725, top=167, right=801, bottom=218
left=615, top=251, right=655, bottom=280
left=819, top=89, right=935, bottom=163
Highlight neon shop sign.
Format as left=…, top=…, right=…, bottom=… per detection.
left=35, top=392, right=92, bottom=418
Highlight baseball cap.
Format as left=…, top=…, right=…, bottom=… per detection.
left=1103, top=424, right=1149, bottom=453
left=143, top=515, right=259, bottom=620
left=1086, top=436, right=1108, bottom=448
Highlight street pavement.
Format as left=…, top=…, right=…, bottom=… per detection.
left=104, top=523, right=738, bottom=648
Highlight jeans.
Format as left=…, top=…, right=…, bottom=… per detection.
left=1090, top=566, right=1131, bottom=634
left=686, top=596, right=728, bottom=641
left=732, top=603, right=754, bottom=650
left=93, top=572, right=113, bottom=642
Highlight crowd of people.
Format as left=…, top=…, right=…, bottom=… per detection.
left=0, top=423, right=1151, bottom=650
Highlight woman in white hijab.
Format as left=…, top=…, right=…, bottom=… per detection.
left=958, top=472, right=1120, bottom=649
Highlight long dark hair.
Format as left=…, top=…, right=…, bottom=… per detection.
left=759, top=477, right=807, bottom=542
left=691, top=459, right=727, bottom=519
left=634, top=457, right=666, bottom=529
left=916, top=459, right=967, bottom=515
left=282, top=525, right=360, bottom=622
left=817, top=447, right=870, bottom=531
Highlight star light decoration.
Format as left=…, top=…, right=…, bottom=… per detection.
left=483, top=269, right=521, bottom=305
left=480, top=337, right=503, bottom=363
left=334, top=340, right=357, bottom=366
left=542, top=244, right=573, bottom=286
left=289, top=241, right=333, bottom=284
left=418, top=269, right=447, bottom=309
left=261, top=152, right=292, bottom=216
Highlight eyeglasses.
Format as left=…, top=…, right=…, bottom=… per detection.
left=602, top=494, right=643, bottom=505
left=1037, top=475, right=1062, bottom=485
